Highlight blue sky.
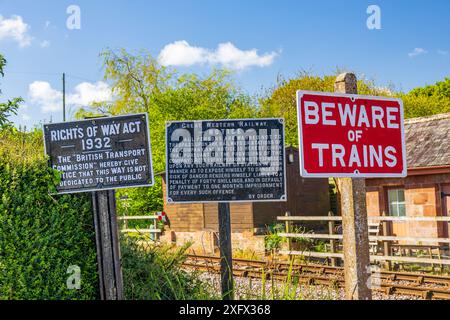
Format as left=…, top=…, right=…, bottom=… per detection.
left=0, top=0, right=449, bottom=128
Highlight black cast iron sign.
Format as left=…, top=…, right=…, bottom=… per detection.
left=165, top=118, right=286, bottom=203
left=43, top=113, right=154, bottom=194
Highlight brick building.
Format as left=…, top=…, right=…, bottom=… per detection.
left=365, top=113, right=450, bottom=242
left=159, top=146, right=330, bottom=254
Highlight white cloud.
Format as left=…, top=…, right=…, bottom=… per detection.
left=67, top=82, right=112, bottom=106
left=158, top=40, right=278, bottom=70
left=159, top=41, right=207, bottom=67
left=29, top=81, right=62, bottom=113
left=21, top=113, right=31, bottom=121
left=40, top=40, right=50, bottom=48
left=28, top=81, right=113, bottom=113
left=408, top=47, right=427, bottom=58
left=437, top=50, right=448, bottom=56
left=212, top=42, right=278, bottom=69
left=45, top=20, right=51, bottom=28
left=0, top=15, right=33, bottom=47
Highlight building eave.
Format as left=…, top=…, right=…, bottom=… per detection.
left=407, top=165, right=450, bottom=176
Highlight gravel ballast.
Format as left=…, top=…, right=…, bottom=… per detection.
left=188, top=270, right=422, bottom=300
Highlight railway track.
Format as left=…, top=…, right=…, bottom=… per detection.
left=183, top=254, right=450, bottom=300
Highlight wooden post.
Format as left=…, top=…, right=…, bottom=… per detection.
left=285, top=211, right=292, bottom=252
left=382, top=211, right=392, bottom=270
left=152, top=217, right=159, bottom=241
left=328, top=211, right=337, bottom=267
left=92, top=190, right=124, bottom=300
left=218, top=202, right=234, bottom=300
left=335, top=73, right=372, bottom=300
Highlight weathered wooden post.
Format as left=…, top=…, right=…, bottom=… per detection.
left=92, top=190, right=124, bottom=300
left=218, top=202, right=234, bottom=300
left=328, top=211, right=337, bottom=267
left=382, top=211, right=392, bottom=270
left=153, top=217, right=158, bottom=241
left=285, top=211, right=292, bottom=252
left=334, top=73, right=372, bottom=300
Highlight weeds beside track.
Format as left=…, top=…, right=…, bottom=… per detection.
left=183, top=254, right=450, bottom=300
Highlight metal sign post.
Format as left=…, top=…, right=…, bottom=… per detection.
left=165, top=118, right=286, bottom=299
left=43, top=113, right=155, bottom=300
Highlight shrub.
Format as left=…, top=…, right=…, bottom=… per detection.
left=264, top=223, right=286, bottom=253
left=0, top=130, right=98, bottom=300
left=121, top=237, right=216, bottom=300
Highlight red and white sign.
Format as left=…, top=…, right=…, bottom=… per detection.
left=157, top=211, right=167, bottom=222
left=296, top=91, right=406, bottom=178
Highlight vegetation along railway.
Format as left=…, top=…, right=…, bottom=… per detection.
left=182, top=254, right=450, bottom=300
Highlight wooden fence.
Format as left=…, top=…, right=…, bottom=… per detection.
left=118, top=215, right=162, bottom=240
left=277, top=213, right=450, bottom=268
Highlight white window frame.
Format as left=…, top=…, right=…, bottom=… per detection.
left=388, top=188, right=406, bottom=217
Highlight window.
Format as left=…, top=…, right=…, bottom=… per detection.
left=388, top=188, right=406, bottom=217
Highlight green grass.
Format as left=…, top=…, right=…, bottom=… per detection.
left=120, top=236, right=340, bottom=300
left=121, top=237, right=218, bottom=300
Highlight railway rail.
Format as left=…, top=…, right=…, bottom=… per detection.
left=183, top=254, right=450, bottom=300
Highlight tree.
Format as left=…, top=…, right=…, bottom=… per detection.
left=77, top=49, right=257, bottom=172
left=400, top=78, right=450, bottom=118
left=409, top=77, right=450, bottom=98
left=259, top=72, right=450, bottom=146
left=77, top=49, right=258, bottom=213
left=259, top=71, right=391, bottom=146
left=0, top=54, right=23, bottom=129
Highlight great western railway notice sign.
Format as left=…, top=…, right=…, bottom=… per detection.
left=165, top=118, right=286, bottom=203
left=43, top=113, right=154, bottom=194
left=296, top=91, right=406, bottom=178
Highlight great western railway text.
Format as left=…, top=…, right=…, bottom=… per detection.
left=166, top=119, right=286, bottom=203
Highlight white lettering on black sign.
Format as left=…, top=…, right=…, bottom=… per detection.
left=43, top=113, right=154, bottom=194
left=165, top=119, right=286, bottom=203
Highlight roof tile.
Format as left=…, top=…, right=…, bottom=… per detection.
left=405, top=113, right=450, bottom=168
